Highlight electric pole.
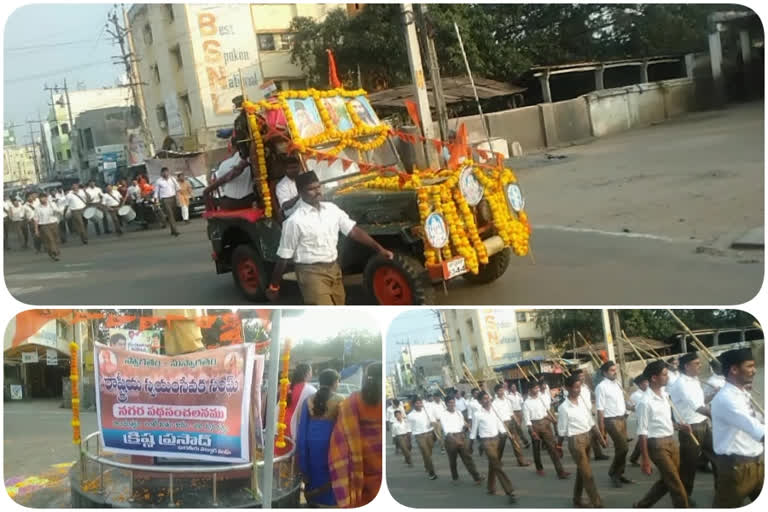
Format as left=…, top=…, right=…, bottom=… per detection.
left=401, top=3, right=438, bottom=168
left=26, top=119, right=50, bottom=181
left=601, top=309, right=619, bottom=382
left=417, top=4, right=450, bottom=144
left=107, top=5, right=156, bottom=155
left=25, top=123, right=41, bottom=183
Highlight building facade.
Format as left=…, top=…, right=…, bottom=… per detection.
left=442, top=309, right=546, bottom=381
left=127, top=3, right=331, bottom=153
left=70, top=106, right=140, bottom=183
left=3, top=144, right=41, bottom=186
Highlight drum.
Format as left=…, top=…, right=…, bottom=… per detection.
left=83, top=206, right=103, bottom=221
left=118, top=205, right=136, bottom=222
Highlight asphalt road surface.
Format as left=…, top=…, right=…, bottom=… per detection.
left=385, top=433, right=717, bottom=508
left=4, top=103, right=763, bottom=305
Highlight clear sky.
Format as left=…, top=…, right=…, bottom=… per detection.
left=3, top=4, right=121, bottom=143
left=385, top=309, right=443, bottom=375
left=282, top=309, right=383, bottom=345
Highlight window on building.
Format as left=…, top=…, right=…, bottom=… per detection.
left=516, top=312, right=528, bottom=323
left=151, top=64, right=161, bottom=84
left=51, top=126, right=59, bottom=137
left=143, top=23, right=153, bottom=45
left=466, top=318, right=474, bottom=333
left=279, top=33, right=295, bottom=51
left=165, top=4, right=175, bottom=22
left=66, top=149, right=71, bottom=159
left=83, top=128, right=94, bottom=150
left=179, top=93, right=192, bottom=136
left=56, top=151, right=63, bottom=161
left=472, top=347, right=480, bottom=366
left=156, top=106, right=168, bottom=129
left=533, top=338, right=546, bottom=351
left=520, top=339, right=533, bottom=352
left=61, top=123, right=69, bottom=135
left=170, top=45, right=183, bottom=69
left=258, top=34, right=276, bottom=51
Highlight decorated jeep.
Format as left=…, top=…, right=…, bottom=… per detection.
left=206, top=80, right=531, bottom=305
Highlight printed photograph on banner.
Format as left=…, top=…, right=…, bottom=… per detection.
left=3, top=309, right=383, bottom=508
left=385, top=308, right=764, bottom=509
left=2, top=3, right=762, bottom=308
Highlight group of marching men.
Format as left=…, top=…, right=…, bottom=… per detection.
left=386, top=347, right=764, bottom=508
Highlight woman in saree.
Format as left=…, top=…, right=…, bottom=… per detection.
left=296, top=369, right=343, bottom=507
left=284, top=363, right=316, bottom=440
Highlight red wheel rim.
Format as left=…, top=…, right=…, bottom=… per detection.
left=236, top=259, right=261, bottom=294
left=372, top=267, right=413, bottom=305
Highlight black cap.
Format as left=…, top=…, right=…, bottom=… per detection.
left=600, top=360, right=616, bottom=373
left=718, top=348, right=754, bottom=374
left=679, top=352, right=698, bottom=369
left=633, top=374, right=649, bottom=386
left=295, top=171, right=319, bottom=191
left=232, top=95, right=244, bottom=107
left=643, top=360, right=667, bottom=380
left=564, top=374, right=580, bottom=388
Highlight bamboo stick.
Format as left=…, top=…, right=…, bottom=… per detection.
left=667, top=395, right=700, bottom=446
left=462, top=363, right=522, bottom=451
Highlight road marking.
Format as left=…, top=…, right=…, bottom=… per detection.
left=6, top=271, right=90, bottom=281
left=8, top=286, right=45, bottom=295
left=533, top=224, right=679, bottom=242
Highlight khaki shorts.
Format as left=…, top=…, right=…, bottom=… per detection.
left=294, top=261, right=345, bottom=305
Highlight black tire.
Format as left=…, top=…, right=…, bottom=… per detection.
left=363, top=252, right=435, bottom=305
left=231, top=244, right=269, bottom=302
left=463, top=247, right=511, bottom=285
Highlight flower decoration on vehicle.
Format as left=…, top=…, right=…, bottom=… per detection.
left=70, top=341, right=80, bottom=445
left=246, top=112, right=273, bottom=219
left=275, top=337, right=292, bottom=450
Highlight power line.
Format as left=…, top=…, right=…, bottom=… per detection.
left=5, top=39, right=96, bottom=53
left=4, top=61, right=108, bottom=85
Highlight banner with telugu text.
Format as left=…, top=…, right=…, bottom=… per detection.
left=94, top=343, right=256, bottom=462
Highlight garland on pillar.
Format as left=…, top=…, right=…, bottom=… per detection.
left=69, top=341, right=80, bottom=445
left=275, top=337, right=293, bottom=449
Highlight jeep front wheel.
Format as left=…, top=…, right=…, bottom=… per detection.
left=363, top=253, right=435, bottom=305
left=462, top=247, right=511, bottom=285
left=232, top=244, right=269, bottom=302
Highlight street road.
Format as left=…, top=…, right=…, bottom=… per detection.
left=4, top=102, right=763, bottom=305
left=385, top=433, right=717, bottom=508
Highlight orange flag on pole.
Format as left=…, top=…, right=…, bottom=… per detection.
left=404, top=99, right=421, bottom=129
left=448, top=123, right=469, bottom=169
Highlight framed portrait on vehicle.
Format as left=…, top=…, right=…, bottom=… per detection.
left=286, top=98, right=326, bottom=139
left=320, top=96, right=355, bottom=132
left=347, top=96, right=380, bottom=127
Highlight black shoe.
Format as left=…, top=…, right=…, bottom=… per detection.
left=630, top=459, right=639, bottom=466
left=429, top=474, right=438, bottom=480
left=83, top=240, right=88, bottom=245
left=611, top=477, right=623, bottom=488
left=508, top=494, right=518, bottom=505
left=172, top=232, right=180, bottom=237
left=619, top=476, right=636, bottom=484
left=523, top=442, right=531, bottom=449
left=595, top=455, right=610, bottom=461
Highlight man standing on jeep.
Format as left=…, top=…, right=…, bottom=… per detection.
left=266, top=171, right=393, bottom=305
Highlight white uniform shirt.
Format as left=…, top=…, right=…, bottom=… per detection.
left=276, top=176, right=298, bottom=210
left=630, top=389, right=646, bottom=408
left=470, top=406, right=506, bottom=439
left=127, top=185, right=141, bottom=201
left=33, top=203, right=61, bottom=225
left=667, top=370, right=680, bottom=387
left=668, top=373, right=708, bottom=424
left=506, top=391, right=524, bottom=411
left=492, top=396, right=514, bottom=421
left=407, top=409, right=434, bottom=436
left=522, top=396, right=550, bottom=426
left=711, top=383, right=764, bottom=457
left=595, top=378, right=627, bottom=418
left=440, top=409, right=467, bottom=434
left=557, top=398, right=595, bottom=437
left=706, top=374, right=726, bottom=391
left=154, top=177, right=180, bottom=200
left=213, top=153, right=253, bottom=199
left=276, top=200, right=356, bottom=264
left=468, top=397, right=482, bottom=420
left=23, top=203, right=37, bottom=221
left=541, top=384, right=552, bottom=409
left=8, top=204, right=25, bottom=221
left=66, top=190, right=88, bottom=211
left=424, top=401, right=446, bottom=423
left=84, top=186, right=103, bottom=204
left=455, top=397, right=468, bottom=413
left=636, top=388, right=674, bottom=438
left=391, top=418, right=412, bottom=437
left=102, top=190, right=121, bottom=208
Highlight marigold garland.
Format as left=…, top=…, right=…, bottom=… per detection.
left=69, top=341, right=80, bottom=445
left=247, top=112, right=273, bottom=218
left=275, top=337, right=293, bottom=449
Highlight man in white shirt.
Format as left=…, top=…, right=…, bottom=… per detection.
left=407, top=397, right=437, bottom=480
left=523, top=383, right=568, bottom=478
left=425, top=393, right=446, bottom=453
left=391, top=409, right=413, bottom=466
left=206, top=146, right=254, bottom=210
left=492, top=384, right=529, bottom=465
left=666, top=357, right=681, bottom=387
left=440, top=395, right=483, bottom=484
left=595, top=360, right=633, bottom=487
left=629, top=374, right=650, bottom=465
left=126, top=179, right=141, bottom=204
left=53, top=188, right=69, bottom=243
left=634, top=360, right=690, bottom=508
left=154, top=168, right=181, bottom=236
left=64, top=184, right=89, bottom=244
left=711, top=348, right=764, bottom=507
left=556, top=374, right=607, bottom=508
left=704, top=361, right=726, bottom=401
left=101, top=184, right=124, bottom=236
left=573, top=369, right=608, bottom=461
left=84, top=181, right=110, bottom=235
left=33, top=194, right=63, bottom=261
left=275, top=159, right=301, bottom=218
left=6, top=197, right=27, bottom=250
left=455, top=391, right=469, bottom=421
left=23, top=193, right=41, bottom=253
left=387, top=399, right=405, bottom=454
left=540, top=379, right=552, bottom=410
left=467, top=388, right=483, bottom=455
left=505, top=382, right=531, bottom=448
left=470, top=391, right=517, bottom=503
left=668, top=352, right=714, bottom=498
left=267, top=171, right=393, bottom=305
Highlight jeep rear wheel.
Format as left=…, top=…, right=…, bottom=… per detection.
left=363, top=253, right=435, bottom=305
left=463, top=247, right=511, bottom=285
left=232, top=244, right=269, bottom=302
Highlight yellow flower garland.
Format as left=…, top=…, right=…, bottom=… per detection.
left=70, top=341, right=80, bottom=445
left=246, top=112, right=273, bottom=218
left=275, top=337, right=292, bottom=449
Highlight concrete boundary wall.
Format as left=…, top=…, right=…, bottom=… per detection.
left=442, top=78, right=699, bottom=154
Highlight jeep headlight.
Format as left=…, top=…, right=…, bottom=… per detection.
left=505, top=183, right=525, bottom=212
